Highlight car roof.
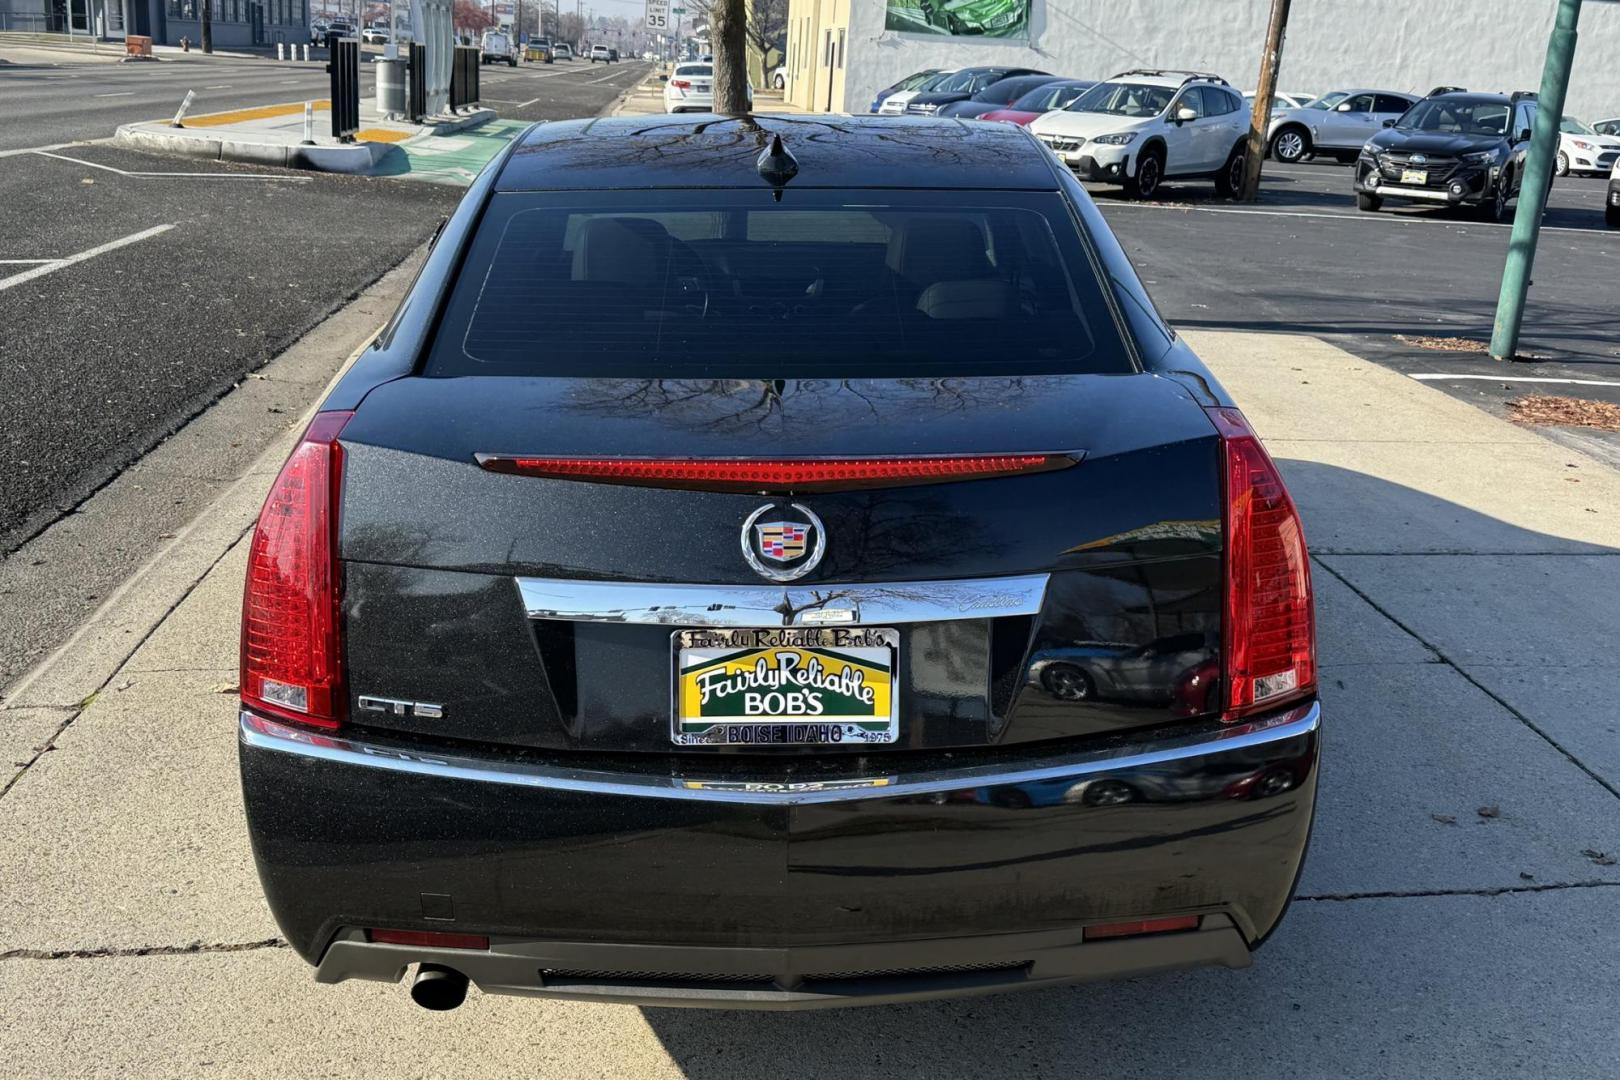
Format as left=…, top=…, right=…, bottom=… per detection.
left=1428, top=91, right=1514, bottom=104
left=497, top=115, right=1059, bottom=192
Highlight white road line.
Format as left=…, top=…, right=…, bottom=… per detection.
left=0, top=141, right=81, bottom=159
left=1409, top=373, right=1620, bottom=388
left=1097, top=200, right=1608, bottom=237
left=205, top=84, right=233, bottom=89
left=31, top=149, right=312, bottom=182
left=0, top=224, right=175, bottom=293
left=94, top=91, right=136, bottom=97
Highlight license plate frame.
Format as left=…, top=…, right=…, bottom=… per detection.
left=671, top=627, right=899, bottom=747
left=1400, top=167, right=1428, bottom=185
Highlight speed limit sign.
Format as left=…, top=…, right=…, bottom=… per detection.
left=646, top=0, right=669, bottom=30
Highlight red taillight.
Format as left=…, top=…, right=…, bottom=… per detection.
left=240, top=410, right=352, bottom=730
left=1084, top=915, right=1200, bottom=940
left=1208, top=406, right=1315, bottom=722
left=475, top=453, right=1074, bottom=491
left=368, top=929, right=490, bottom=950
left=671, top=78, right=691, bottom=89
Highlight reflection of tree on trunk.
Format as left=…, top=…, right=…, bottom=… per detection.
left=562, top=378, right=1036, bottom=435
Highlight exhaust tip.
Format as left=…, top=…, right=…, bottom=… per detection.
left=410, top=963, right=470, bottom=1011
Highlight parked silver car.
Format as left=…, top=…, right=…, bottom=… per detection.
left=1267, top=88, right=1418, bottom=163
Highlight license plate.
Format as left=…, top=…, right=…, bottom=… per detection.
left=693, top=82, right=711, bottom=93
left=1401, top=168, right=1428, bottom=185
left=673, top=627, right=898, bottom=746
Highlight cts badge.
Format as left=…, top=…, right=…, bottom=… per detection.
left=741, top=502, right=826, bottom=582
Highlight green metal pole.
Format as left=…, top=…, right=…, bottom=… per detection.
left=1490, top=0, right=1582, bottom=360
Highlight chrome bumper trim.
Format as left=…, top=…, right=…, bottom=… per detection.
left=515, top=573, right=1050, bottom=627
left=239, top=700, right=1319, bottom=806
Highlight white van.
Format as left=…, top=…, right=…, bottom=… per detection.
left=480, top=29, right=517, bottom=67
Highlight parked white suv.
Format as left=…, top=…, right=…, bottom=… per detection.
left=1030, top=70, right=1250, bottom=199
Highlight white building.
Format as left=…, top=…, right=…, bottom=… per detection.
left=785, top=0, right=1620, bottom=122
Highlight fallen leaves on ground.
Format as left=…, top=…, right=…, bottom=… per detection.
left=1581, top=848, right=1617, bottom=866
left=1393, top=334, right=1490, bottom=353
left=1507, top=394, right=1620, bottom=433
left=1476, top=805, right=1501, bottom=819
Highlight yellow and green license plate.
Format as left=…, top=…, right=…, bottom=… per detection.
left=1400, top=168, right=1428, bottom=185
left=673, top=627, right=898, bottom=746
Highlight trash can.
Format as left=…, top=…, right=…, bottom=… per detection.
left=375, top=56, right=408, bottom=120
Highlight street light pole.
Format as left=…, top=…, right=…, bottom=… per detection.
left=1489, top=0, right=1583, bottom=361
left=1240, top=0, right=1291, bottom=201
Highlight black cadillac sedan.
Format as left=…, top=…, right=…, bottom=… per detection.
left=238, top=114, right=1319, bottom=1011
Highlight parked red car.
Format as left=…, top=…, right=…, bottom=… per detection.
left=981, top=78, right=1096, bottom=125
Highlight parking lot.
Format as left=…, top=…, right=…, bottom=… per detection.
left=1091, top=161, right=1620, bottom=460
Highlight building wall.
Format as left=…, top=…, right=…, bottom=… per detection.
left=129, top=0, right=309, bottom=44
left=783, top=0, right=848, bottom=113
left=825, top=0, right=1620, bottom=121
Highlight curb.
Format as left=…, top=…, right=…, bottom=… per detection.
left=114, top=121, right=396, bottom=172
left=408, top=107, right=498, bottom=140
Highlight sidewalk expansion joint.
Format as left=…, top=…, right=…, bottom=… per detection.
left=0, top=937, right=288, bottom=962
left=1312, top=556, right=1620, bottom=804
left=0, top=523, right=252, bottom=804
left=1296, top=880, right=1620, bottom=902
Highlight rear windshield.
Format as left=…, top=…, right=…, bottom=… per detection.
left=675, top=64, right=712, bottom=77
left=425, top=189, right=1132, bottom=379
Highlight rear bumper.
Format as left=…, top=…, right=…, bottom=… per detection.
left=239, top=700, right=1319, bottom=1008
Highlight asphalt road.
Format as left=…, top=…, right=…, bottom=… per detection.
left=0, top=49, right=357, bottom=152
left=1091, top=158, right=1620, bottom=459
left=0, top=54, right=649, bottom=553
left=0, top=47, right=648, bottom=152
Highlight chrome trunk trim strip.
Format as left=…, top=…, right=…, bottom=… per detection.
left=239, top=701, right=1319, bottom=806
left=514, top=574, right=1052, bottom=627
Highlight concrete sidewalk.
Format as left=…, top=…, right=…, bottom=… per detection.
left=2, top=330, right=1617, bottom=1076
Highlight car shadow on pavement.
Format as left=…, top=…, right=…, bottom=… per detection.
left=637, top=463, right=1620, bottom=1080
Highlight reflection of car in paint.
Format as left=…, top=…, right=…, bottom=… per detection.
left=1027, top=633, right=1209, bottom=706
left=918, top=0, right=1027, bottom=36
left=958, top=750, right=1308, bottom=809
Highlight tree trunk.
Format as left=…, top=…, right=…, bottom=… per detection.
left=711, top=0, right=748, bottom=114
left=200, top=0, right=212, bottom=53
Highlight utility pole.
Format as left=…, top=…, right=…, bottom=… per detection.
left=200, top=0, right=213, bottom=52
left=1490, top=0, right=1583, bottom=360
left=1239, top=0, right=1290, bottom=200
